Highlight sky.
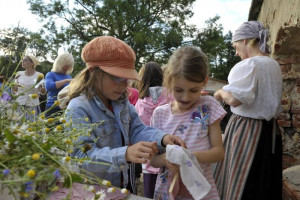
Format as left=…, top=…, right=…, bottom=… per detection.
left=0, top=0, right=252, bottom=34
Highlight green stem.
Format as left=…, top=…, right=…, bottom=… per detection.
left=8, top=186, right=18, bottom=200
left=0, top=179, right=27, bottom=184
left=31, top=140, right=73, bottom=198
left=0, top=162, right=21, bottom=179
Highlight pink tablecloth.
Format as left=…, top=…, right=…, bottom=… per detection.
left=49, top=182, right=129, bottom=200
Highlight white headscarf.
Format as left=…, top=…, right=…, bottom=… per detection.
left=232, top=21, right=269, bottom=53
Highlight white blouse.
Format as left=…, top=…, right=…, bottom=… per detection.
left=15, top=71, right=43, bottom=107
left=223, top=56, right=282, bottom=121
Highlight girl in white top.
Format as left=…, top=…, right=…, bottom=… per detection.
left=13, top=55, right=46, bottom=119
left=213, top=21, right=282, bottom=200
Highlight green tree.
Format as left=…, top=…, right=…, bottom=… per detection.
left=0, top=27, right=53, bottom=77
left=27, top=0, right=197, bottom=72
left=192, top=16, right=240, bottom=80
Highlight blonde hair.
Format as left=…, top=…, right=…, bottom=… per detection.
left=163, top=46, right=209, bottom=93
left=68, top=67, right=127, bottom=100
left=247, top=38, right=259, bottom=47
left=52, top=53, right=74, bottom=74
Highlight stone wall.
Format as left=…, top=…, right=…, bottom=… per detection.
left=254, top=0, right=300, bottom=169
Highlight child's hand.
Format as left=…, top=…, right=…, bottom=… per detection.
left=162, top=135, right=186, bottom=148
left=125, top=141, right=159, bottom=164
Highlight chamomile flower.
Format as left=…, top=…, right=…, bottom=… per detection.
left=107, top=187, right=116, bottom=193
left=47, top=118, right=54, bottom=123
left=62, top=156, right=71, bottom=162
left=32, top=153, right=41, bottom=161
left=55, top=125, right=63, bottom=131
left=29, top=94, right=38, bottom=99
left=44, top=128, right=50, bottom=133
left=94, top=190, right=106, bottom=200
left=64, top=139, right=72, bottom=145
left=85, top=117, right=89, bottom=122
left=39, top=114, right=45, bottom=120
left=27, top=169, right=36, bottom=178
left=30, top=110, right=36, bottom=115
left=60, top=118, right=67, bottom=123
left=102, top=180, right=111, bottom=187
left=87, top=185, right=95, bottom=192
left=20, top=192, right=29, bottom=198
left=6, top=109, right=22, bottom=121
left=67, top=149, right=73, bottom=154
left=121, top=188, right=129, bottom=194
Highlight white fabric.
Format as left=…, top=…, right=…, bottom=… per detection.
left=15, top=71, right=43, bottom=106
left=166, top=145, right=211, bottom=200
left=223, top=56, right=282, bottom=121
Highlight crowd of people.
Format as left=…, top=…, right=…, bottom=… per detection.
left=0, top=20, right=283, bottom=200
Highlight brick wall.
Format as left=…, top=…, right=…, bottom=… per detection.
left=275, top=55, right=300, bottom=169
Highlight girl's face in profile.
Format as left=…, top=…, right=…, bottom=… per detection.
left=171, top=76, right=207, bottom=114
left=22, top=56, right=34, bottom=69
left=95, top=71, right=129, bottom=106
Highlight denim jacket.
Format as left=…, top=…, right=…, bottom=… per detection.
left=65, top=94, right=166, bottom=190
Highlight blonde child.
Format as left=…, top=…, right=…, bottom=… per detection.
left=135, top=61, right=173, bottom=198
left=150, top=46, right=226, bottom=199
left=45, top=53, right=74, bottom=117
left=65, top=36, right=185, bottom=194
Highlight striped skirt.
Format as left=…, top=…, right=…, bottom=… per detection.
left=213, top=114, right=282, bottom=200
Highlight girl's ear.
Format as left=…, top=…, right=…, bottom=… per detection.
left=203, top=76, right=209, bottom=86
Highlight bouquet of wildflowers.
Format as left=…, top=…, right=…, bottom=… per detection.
left=0, top=73, right=128, bottom=199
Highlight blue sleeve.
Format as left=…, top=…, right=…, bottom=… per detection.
left=45, top=72, right=57, bottom=92
left=65, top=99, right=129, bottom=173
left=127, top=103, right=166, bottom=153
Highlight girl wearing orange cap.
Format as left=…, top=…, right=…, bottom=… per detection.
left=65, top=36, right=186, bottom=194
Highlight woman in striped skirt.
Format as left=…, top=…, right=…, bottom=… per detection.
left=213, top=21, right=282, bottom=200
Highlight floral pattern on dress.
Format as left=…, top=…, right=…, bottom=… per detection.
left=175, top=104, right=211, bottom=136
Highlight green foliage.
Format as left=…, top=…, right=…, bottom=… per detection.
left=0, top=65, right=130, bottom=199
left=26, top=0, right=197, bottom=71
left=193, top=16, right=240, bottom=80
left=0, top=66, right=118, bottom=199
left=0, top=27, right=53, bottom=77
left=0, top=1, right=239, bottom=80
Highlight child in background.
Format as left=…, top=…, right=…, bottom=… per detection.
left=65, top=36, right=185, bottom=194
left=150, top=46, right=226, bottom=200
left=13, top=55, right=46, bottom=120
left=45, top=53, right=74, bottom=117
left=135, top=62, right=173, bottom=198
left=127, top=86, right=139, bottom=105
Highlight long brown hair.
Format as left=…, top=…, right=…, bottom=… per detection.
left=68, top=68, right=101, bottom=100
left=137, top=62, right=163, bottom=99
